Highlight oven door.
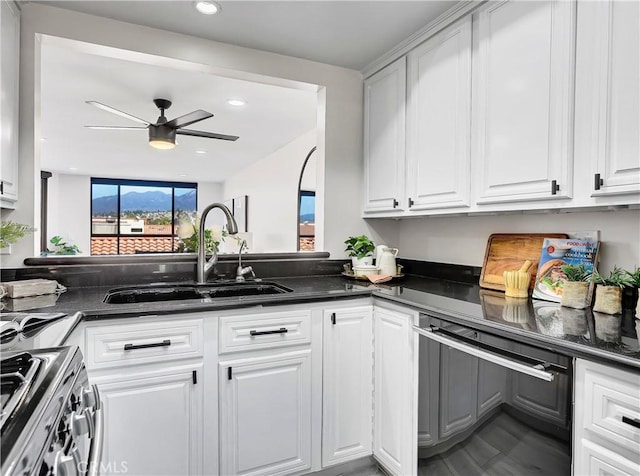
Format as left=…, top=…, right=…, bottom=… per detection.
left=414, top=315, right=572, bottom=475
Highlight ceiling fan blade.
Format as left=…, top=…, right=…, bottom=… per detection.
left=85, top=126, right=148, bottom=130
left=176, top=129, right=239, bottom=141
left=86, top=101, right=151, bottom=126
left=165, top=110, right=213, bottom=129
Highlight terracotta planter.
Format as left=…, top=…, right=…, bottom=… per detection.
left=561, top=281, right=589, bottom=309
left=592, top=285, right=622, bottom=315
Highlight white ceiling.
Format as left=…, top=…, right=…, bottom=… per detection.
left=37, top=1, right=458, bottom=70
left=38, top=0, right=460, bottom=183
left=40, top=42, right=318, bottom=182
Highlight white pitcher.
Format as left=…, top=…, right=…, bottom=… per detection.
left=378, top=247, right=399, bottom=276
left=374, top=244, right=387, bottom=267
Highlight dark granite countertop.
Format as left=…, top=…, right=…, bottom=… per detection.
left=2, top=274, right=638, bottom=372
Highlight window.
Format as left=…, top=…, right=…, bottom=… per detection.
left=91, top=178, right=197, bottom=255
left=298, top=190, right=315, bottom=251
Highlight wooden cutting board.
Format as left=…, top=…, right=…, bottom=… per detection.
left=480, top=233, right=568, bottom=291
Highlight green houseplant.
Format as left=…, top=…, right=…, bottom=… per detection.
left=590, top=266, right=632, bottom=315
left=0, top=221, right=35, bottom=249
left=344, top=235, right=375, bottom=267
left=560, top=264, right=592, bottom=310
left=47, top=235, right=81, bottom=255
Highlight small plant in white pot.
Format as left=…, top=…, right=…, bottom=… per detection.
left=344, top=235, right=375, bottom=267
left=560, top=264, right=591, bottom=309
left=590, top=267, right=632, bottom=315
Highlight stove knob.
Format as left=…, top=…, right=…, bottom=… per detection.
left=71, top=409, right=94, bottom=438
left=81, top=385, right=101, bottom=410
left=54, top=449, right=80, bottom=476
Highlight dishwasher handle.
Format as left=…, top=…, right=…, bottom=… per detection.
left=413, top=325, right=556, bottom=382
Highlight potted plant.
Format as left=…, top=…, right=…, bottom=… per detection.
left=624, top=267, right=640, bottom=317
left=0, top=221, right=35, bottom=251
left=344, top=235, right=375, bottom=267
left=560, top=264, right=591, bottom=310
left=590, top=266, right=632, bottom=315
left=46, top=236, right=81, bottom=255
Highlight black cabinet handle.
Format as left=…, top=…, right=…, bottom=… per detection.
left=250, top=327, right=288, bottom=336
left=124, top=339, right=171, bottom=351
left=551, top=180, right=560, bottom=195
left=392, top=199, right=398, bottom=208
left=192, top=370, right=197, bottom=385
left=594, top=173, right=604, bottom=190
left=228, top=367, right=232, bottom=380
left=622, top=416, right=640, bottom=429
left=408, top=197, right=414, bottom=208
left=331, top=313, right=336, bottom=325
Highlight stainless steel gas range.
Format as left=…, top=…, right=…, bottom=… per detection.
left=1, top=347, right=103, bottom=476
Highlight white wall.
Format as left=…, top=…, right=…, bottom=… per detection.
left=5, top=3, right=366, bottom=266
left=372, top=209, right=640, bottom=274
left=47, top=173, right=91, bottom=254
left=223, top=129, right=316, bottom=252
left=45, top=173, right=225, bottom=254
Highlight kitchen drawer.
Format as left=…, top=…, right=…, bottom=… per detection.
left=85, top=318, right=203, bottom=370
left=576, top=359, right=640, bottom=457
left=219, top=309, right=311, bottom=354
left=575, top=439, right=640, bottom=476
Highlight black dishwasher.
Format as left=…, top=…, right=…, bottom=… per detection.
left=414, top=314, right=572, bottom=475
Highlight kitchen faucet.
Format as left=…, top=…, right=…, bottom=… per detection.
left=197, top=203, right=238, bottom=284
left=235, top=240, right=255, bottom=282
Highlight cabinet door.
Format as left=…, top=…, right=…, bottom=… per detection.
left=219, top=350, right=312, bottom=476
left=588, top=0, right=640, bottom=197
left=472, top=0, right=575, bottom=204
left=477, top=358, right=506, bottom=419
left=96, top=365, right=203, bottom=476
left=438, top=345, right=478, bottom=439
left=575, top=439, right=640, bottom=476
left=417, top=331, right=439, bottom=448
left=0, top=0, right=20, bottom=208
left=373, top=307, right=416, bottom=476
left=406, top=16, right=471, bottom=211
left=363, top=57, right=406, bottom=213
left=322, top=307, right=373, bottom=467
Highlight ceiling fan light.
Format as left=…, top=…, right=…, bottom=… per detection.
left=148, top=125, right=176, bottom=150
left=195, top=1, right=220, bottom=15
left=149, top=138, right=175, bottom=150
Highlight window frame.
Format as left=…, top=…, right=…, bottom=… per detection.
left=90, top=177, right=198, bottom=255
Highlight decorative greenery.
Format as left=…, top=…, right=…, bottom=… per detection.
left=344, top=235, right=375, bottom=259
left=48, top=236, right=81, bottom=255
left=624, top=267, right=640, bottom=287
left=561, top=264, right=591, bottom=282
left=0, top=221, right=35, bottom=248
left=175, top=212, right=240, bottom=253
left=590, top=266, right=633, bottom=288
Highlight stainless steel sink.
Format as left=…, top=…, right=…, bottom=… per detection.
left=103, top=282, right=293, bottom=304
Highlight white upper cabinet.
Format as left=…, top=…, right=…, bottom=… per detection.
left=472, top=0, right=576, bottom=205
left=586, top=0, right=640, bottom=197
left=0, top=0, right=20, bottom=208
left=363, top=57, right=406, bottom=212
left=406, top=16, right=472, bottom=211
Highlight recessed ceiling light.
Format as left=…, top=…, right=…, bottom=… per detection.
left=69, top=167, right=78, bottom=171
left=40, top=137, right=47, bottom=142
left=178, top=174, right=188, bottom=177
left=195, top=150, right=207, bottom=154
left=195, top=1, right=220, bottom=15
left=227, top=98, right=246, bottom=107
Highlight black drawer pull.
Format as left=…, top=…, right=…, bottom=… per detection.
left=250, top=328, right=288, bottom=336
left=124, top=339, right=171, bottom=351
left=551, top=180, right=560, bottom=195
left=392, top=199, right=398, bottom=208
left=622, top=416, right=640, bottom=429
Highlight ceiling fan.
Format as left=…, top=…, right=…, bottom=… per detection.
left=85, top=98, right=239, bottom=150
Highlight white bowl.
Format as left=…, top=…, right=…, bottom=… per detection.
left=353, top=265, right=378, bottom=277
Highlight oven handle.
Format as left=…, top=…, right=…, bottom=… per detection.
left=413, top=325, right=555, bottom=382
left=86, top=406, right=104, bottom=476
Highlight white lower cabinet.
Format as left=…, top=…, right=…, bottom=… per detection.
left=574, top=359, right=640, bottom=476
left=322, top=306, right=373, bottom=467
left=95, top=364, right=203, bottom=476
left=218, top=350, right=313, bottom=476
left=372, top=305, right=418, bottom=476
